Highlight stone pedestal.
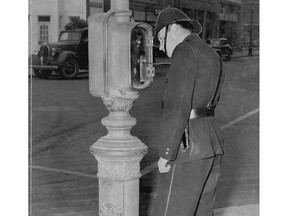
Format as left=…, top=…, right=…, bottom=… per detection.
left=90, top=91, right=147, bottom=216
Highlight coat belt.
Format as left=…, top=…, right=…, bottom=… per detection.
left=189, top=107, right=215, bottom=119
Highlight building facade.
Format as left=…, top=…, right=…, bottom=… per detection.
left=124, top=0, right=221, bottom=39
left=28, top=0, right=103, bottom=55
left=29, top=0, right=257, bottom=55
left=239, top=0, right=259, bottom=47
left=109, top=0, right=242, bottom=41
left=218, top=0, right=242, bottom=47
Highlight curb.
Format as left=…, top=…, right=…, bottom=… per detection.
left=233, top=53, right=259, bottom=59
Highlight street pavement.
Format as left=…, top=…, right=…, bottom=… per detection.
left=30, top=53, right=259, bottom=216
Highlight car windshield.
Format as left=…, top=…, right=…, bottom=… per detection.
left=210, top=40, right=220, bottom=46
left=59, top=32, right=81, bottom=41
left=221, top=40, right=228, bottom=45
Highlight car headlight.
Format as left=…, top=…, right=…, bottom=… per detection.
left=51, top=48, right=57, bottom=56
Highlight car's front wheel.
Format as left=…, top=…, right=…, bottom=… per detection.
left=34, top=69, right=52, bottom=79
left=226, top=50, right=232, bottom=61
left=60, top=59, right=79, bottom=79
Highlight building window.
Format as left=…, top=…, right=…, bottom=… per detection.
left=39, top=24, right=49, bottom=45
left=38, top=16, right=50, bottom=45
left=38, top=16, right=50, bottom=22
left=59, top=16, right=63, bottom=28
left=182, top=8, right=193, bottom=18
left=228, top=5, right=235, bottom=14
left=206, top=12, right=215, bottom=39
left=220, top=4, right=225, bottom=14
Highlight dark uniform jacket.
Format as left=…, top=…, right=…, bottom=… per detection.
left=159, top=33, right=225, bottom=163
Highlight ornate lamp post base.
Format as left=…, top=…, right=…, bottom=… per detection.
left=90, top=92, right=147, bottom=216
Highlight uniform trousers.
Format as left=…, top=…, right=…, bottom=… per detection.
left=151, top=154, right=222, bottom=216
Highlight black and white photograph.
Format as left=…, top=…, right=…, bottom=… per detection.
left=28, top=0, right=259, bottom=215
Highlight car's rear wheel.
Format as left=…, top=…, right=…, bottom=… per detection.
left=34, top=69, right=52, bottom=79
left=60, top=59, right=79, bottom=79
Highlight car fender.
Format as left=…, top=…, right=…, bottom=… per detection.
left=214, top=48, right=222, bottom=57
left=56, top=51, right=77, bottom=65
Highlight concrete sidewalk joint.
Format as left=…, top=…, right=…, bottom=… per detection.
left=214, top=204, right=259, bottom=216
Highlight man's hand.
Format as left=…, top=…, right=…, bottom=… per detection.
left=157, top=157, right=171, bottom=173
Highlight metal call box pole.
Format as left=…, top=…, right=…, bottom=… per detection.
left=88, top=0, right=154, bottom=215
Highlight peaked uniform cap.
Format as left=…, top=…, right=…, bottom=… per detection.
left=154, top=7, right=202, bottom=37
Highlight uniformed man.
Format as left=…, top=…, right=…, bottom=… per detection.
left=151, top=7, right=225, bottom=216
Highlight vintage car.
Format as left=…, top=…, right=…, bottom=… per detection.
left=206, top=38, right=233, bottom=61
left=30, top=28, right=88, bottom=79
